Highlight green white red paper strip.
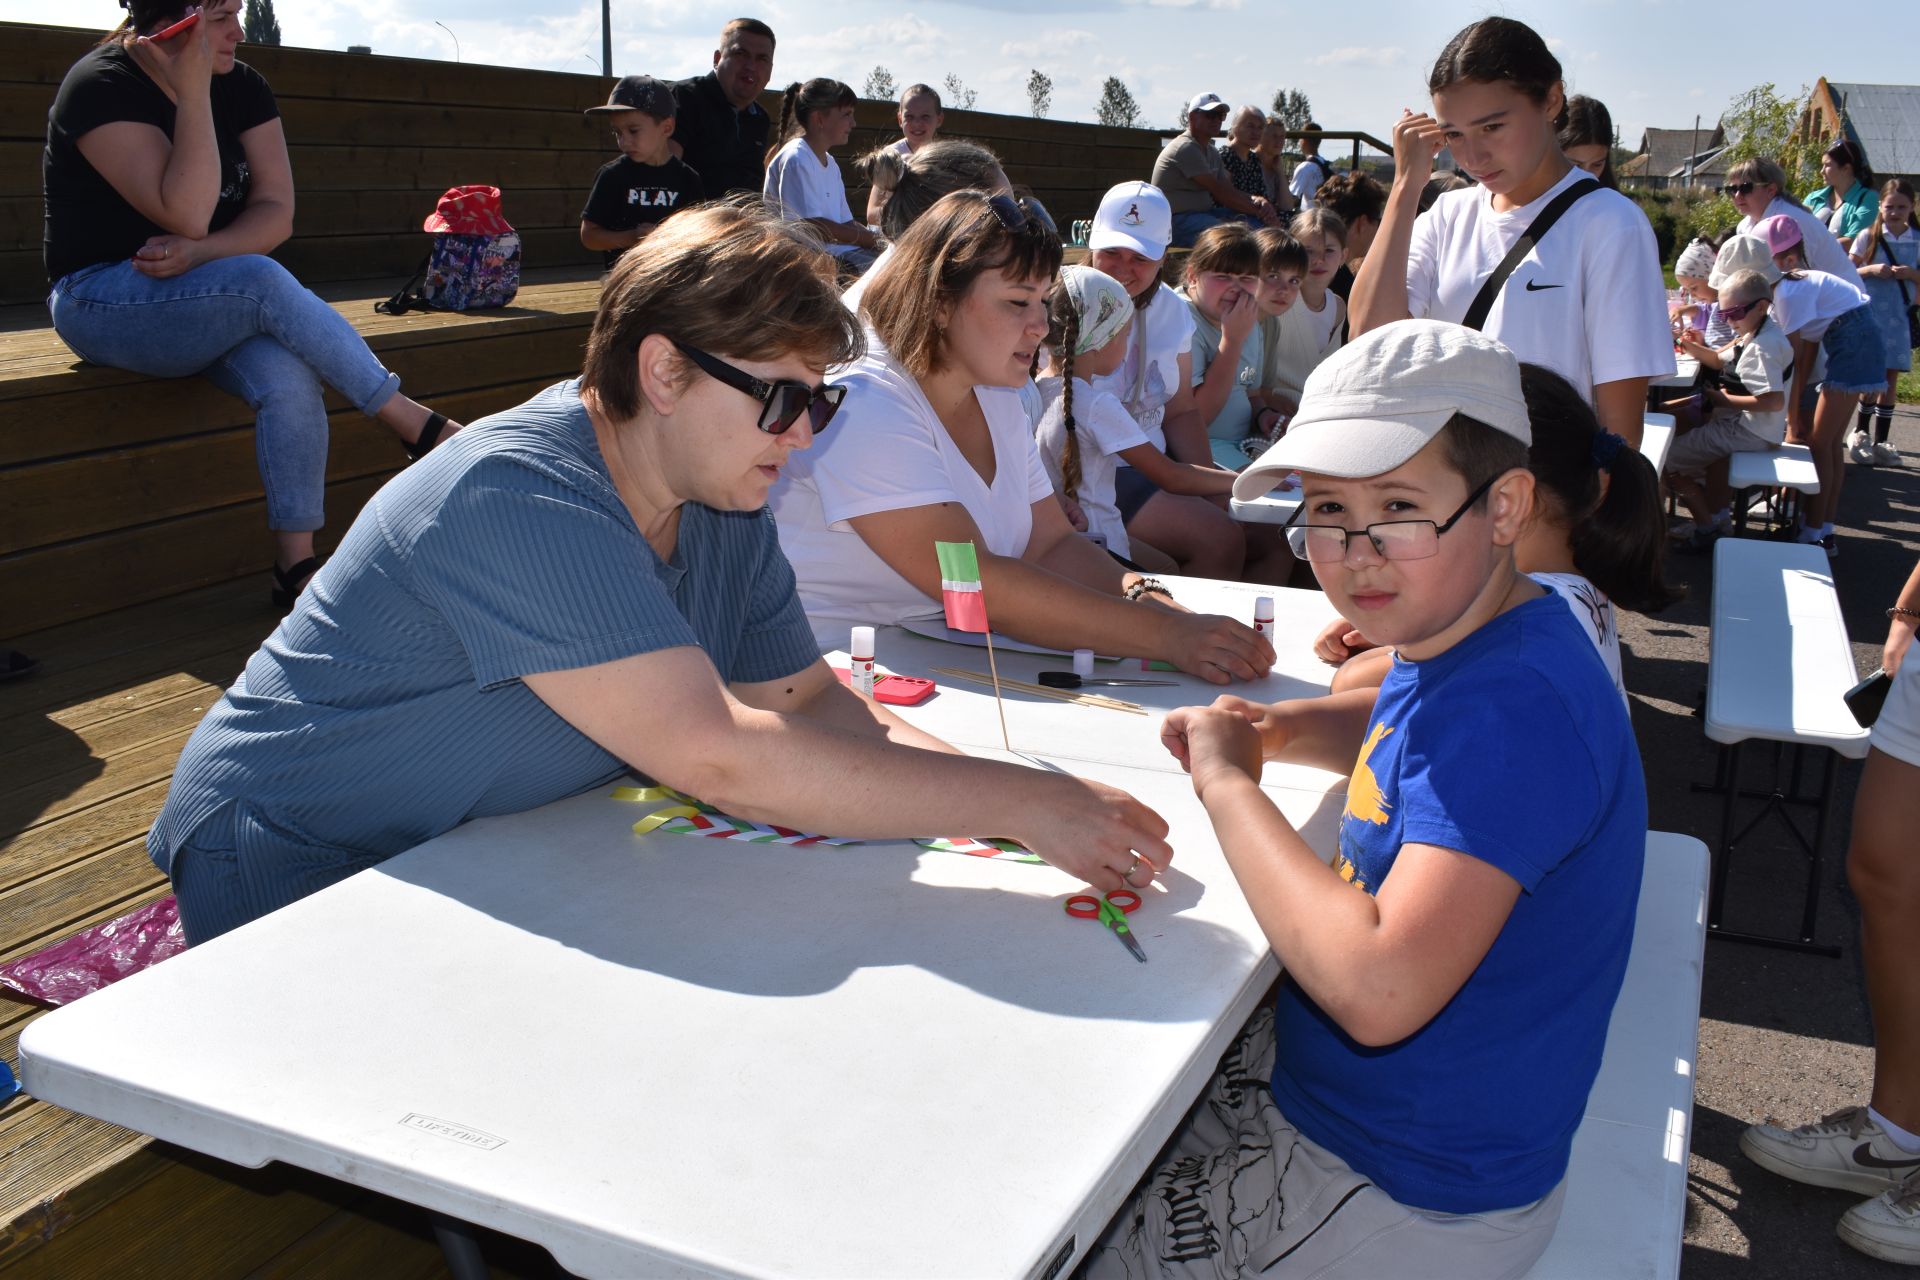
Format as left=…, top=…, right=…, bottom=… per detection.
left=935, top=540, right=989, bottom=633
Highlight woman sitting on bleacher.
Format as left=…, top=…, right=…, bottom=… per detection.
left=768, top=190, right=1273, bottom=682
left=147, top=203, right=1175, bottom=943
left=42, top=0, right=460, bottom=609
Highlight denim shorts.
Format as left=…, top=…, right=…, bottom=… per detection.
left=1818, top=304, right=1887, bottom=394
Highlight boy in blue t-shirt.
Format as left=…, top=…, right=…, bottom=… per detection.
left=579, top=75, right=706, bottom=269
left=1090, top=321, right=1645, bottom=1279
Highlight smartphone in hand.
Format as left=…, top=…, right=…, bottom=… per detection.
left=150, top=8, right=202, bottom=41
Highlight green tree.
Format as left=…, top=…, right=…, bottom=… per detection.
left=242, top=0, right=281, bottom=46
left=1026, top=69, right=1052, bottom=119
left=862, top=66, right=896, bottom=101
left=941, top=74, right=978, bottom=112
left=1096, top=77, right=1142, bottom=129
left=1270, top=88, right=1312, bottom=132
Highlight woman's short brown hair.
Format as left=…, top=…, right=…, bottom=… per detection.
left=859, top=191, right=1062, bottom=380
left=580, top=202, right=864, bottom=421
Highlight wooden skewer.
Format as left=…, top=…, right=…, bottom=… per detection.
left=928, top=666, right=1149, bottom=715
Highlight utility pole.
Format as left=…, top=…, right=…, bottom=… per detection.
left=1687, top=114, right=1700, bottom=189
left=601, top=0, right=612, bottom=77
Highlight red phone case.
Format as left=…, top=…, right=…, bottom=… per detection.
left=832, top=668, right=936, bottom=705
left=151, top=9, right=202, bottom=41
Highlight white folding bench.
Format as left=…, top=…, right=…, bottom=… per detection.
left=1727, top=444, right=1820, bottom=537
left=1639, top=413, right=1675, bottom=476
left=1527, top=832, right=1708, bottom=1279
left=1699, top=539, right=1868, bottom=954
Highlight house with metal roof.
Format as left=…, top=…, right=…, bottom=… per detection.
left=1623, top=124, right=1727, bottom=189
left=1802, top=80, right=1920, bottom=184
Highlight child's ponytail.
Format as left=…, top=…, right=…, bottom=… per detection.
left=1519, top=364, right=1680, bottom=614
left=767, top=83, right=803, bottom=167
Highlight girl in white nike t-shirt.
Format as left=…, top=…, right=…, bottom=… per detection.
left=1350, top=16, right=1674, bottom=448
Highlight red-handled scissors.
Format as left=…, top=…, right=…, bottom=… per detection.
left=1064, top=889, right=1148, bottom=963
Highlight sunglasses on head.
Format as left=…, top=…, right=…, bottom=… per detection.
left=1721, top=182, right=1757, bottom=196
left=982, top=192, right=1033, bottom=231
left=674, top=343, right=845, bottom=436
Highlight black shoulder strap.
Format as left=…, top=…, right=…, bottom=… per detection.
left=1461, top=177, right=1601, bottom=332
left=375, top=252, right=433, bottom=316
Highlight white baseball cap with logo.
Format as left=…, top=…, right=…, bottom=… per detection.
left=1186, top=92, right=1228, bottom=115
left=1089, top=181, right=1172, bottom=260
left=1232, top=320, right=1531, bottom=497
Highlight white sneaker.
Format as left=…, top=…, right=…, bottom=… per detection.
left=1876, top=441, right=1903, bottom=467
left=1742, top=1107, right=1920, bottom=1195
left=1838, top=1172, right=1920, bottom=1266
left=1848, top=429, right=1877, bottom=464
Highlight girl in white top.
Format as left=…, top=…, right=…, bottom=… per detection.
left=1035, top=266, right=1149, bottom=559
left=1850, top=179, right=1920, bottom=464
left=762, top=78, right=880, bottom=272
left=1751, top=218, right=1879, bottom=552
left=865, top=83, right=943, bottom=224
left=1726, top=156, right=1864, bottom=290
left=1351, top=16, right=1674, bottom=448
left=770, top=190, right=1274, bottom=683
left=1314, top=363, right=1678, bottom=704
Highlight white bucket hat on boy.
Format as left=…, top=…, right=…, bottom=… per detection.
left=1232, top=320, right=1530, bottom=499
left=1089, top=181, right=1172, bottom=260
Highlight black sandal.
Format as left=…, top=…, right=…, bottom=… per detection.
left=405, top=411, right=450, bottom=462
left=271, top=556, right=323, bottom=611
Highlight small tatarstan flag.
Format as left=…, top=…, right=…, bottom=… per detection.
left=935, top=540, right=989, bottom=634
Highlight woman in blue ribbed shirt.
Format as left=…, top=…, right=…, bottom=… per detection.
left=148, top=205, right=1172, bottom=942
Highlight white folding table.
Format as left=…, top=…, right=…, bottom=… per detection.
left=1648, top=356, right=1699, bottom=390
left=21, top=759, right=1345, bottom=1279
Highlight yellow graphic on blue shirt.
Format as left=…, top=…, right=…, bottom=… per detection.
left=1333, top=722, right=1395, bottom=894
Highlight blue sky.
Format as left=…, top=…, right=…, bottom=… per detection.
left=17, top=1, right=1916, bottom=151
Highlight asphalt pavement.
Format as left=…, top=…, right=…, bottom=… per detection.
left=1625, top=406, right=1918, bottom=1277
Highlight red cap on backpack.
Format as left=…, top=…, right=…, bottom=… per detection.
left=422, top=186, right=515, bottom=236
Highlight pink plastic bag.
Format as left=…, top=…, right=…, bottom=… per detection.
left=0, top=896, right=183, bottom=1007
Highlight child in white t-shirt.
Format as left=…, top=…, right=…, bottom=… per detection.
left=1035, top=267, right=1151, bottom=560
left=1665, top=268, right=1795, bottom=548
left=763, top=78, right=880, bottom=274
left=864, top=83, right=944, bottom=224
left=1752, top=216, right=1880, bottom=553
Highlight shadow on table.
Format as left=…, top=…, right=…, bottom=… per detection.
left=371, top=783, right=1330, bottom=1023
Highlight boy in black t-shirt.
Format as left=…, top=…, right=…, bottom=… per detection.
left=580, top=76, right=706, bottom=268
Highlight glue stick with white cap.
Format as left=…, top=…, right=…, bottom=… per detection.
left=850, top=626, right=876, bottom=697
left=1072, top=648, right=1095, bottom=679
left=1253, top=596, right=1274, bottom=638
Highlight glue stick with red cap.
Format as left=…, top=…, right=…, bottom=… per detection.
left=850, top=626, right=876, bottom=697
left=1253, top=596, right=1274, bottom=638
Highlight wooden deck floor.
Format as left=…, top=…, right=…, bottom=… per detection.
left=0, top=581, right=562, bottom=1276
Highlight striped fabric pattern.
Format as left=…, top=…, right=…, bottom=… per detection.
left=935, top=540, right=989, bottom=633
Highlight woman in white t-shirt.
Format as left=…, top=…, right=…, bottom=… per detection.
left=770, top=191, right=1273, bottom=682
left=864, top=83, right=944, bottom=224
left=1725, top=157, right=1864, bottom=289
left=1350, top=16, right=1674, bottom=447
left=762, top=78, right=880, bottom=274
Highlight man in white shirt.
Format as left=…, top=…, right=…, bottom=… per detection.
left=1289, top=122, right=1333, bottom=210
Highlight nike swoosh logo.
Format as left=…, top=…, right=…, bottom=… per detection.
left=1524, top=281, right=1564, bottom=292
left=1853, top=1143, right=1920, bottom=1170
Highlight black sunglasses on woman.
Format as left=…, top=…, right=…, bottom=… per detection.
left=674, top=343, right=847, bottom=435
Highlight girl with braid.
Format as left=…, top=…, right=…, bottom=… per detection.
left=762, top=78, right=880, bottom=274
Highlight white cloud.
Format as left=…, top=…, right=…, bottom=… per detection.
left=1312, top=46, right=1405, bottom=68
left=1000, top=29, right=1098, bottom=59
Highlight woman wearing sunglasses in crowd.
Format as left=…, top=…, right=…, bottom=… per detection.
left=148, top=205, right=1177, bottom=944
left=1724, top=156, right=1864, bottom=287
left=771, top=191, right=1274, bottom=683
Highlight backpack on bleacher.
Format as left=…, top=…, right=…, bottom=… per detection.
left=376, top=186, right=521, bottom=316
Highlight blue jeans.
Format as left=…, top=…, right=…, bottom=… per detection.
left=1170, top=206, right=1260, bottom=248
left=48, top=255, right=402, bottom=532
